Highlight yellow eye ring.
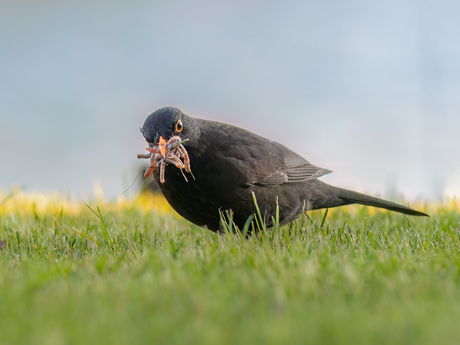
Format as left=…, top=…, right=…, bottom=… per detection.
left=175, top=119, right=183, bottom=132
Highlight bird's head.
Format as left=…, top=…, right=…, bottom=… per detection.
left=140, top=107, right=198, bottom=147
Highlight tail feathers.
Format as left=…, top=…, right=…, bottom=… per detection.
left=331, top=186, right=428, bottom=217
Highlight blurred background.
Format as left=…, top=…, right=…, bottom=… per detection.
left=1, top=0, right=459, bottom=201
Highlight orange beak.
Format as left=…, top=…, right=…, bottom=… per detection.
left=158, top=136, right=167, bottom=157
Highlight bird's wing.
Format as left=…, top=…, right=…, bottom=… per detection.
left=207, top=122, right=331, bottom=188
left=253, top=142, right=331, bottom=186
left=284, top=154, right=332, bottom=182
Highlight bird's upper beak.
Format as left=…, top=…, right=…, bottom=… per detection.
left=158, top=136, right=168, bottom=157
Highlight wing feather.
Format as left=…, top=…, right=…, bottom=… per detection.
left=255, top=143, right=331, bottom=186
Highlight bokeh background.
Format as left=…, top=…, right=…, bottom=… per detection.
left=1, top=0, right=459, bottom=200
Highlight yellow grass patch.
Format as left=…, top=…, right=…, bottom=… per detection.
left=0, top=189, right=173, bottom=217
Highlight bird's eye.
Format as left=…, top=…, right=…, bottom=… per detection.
left=175, top=119, right=183, bottom=132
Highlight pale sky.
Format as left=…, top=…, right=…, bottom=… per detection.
left=1, top=0, right=459, bottom=200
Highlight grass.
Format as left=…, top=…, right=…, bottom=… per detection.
left=0, top=189, right=460, bottom=345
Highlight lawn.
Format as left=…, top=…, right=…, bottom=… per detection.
left=0, top=190, right=459, bottom=345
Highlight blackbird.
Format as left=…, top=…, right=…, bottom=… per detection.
left=140, top=107, right=428, bottom=232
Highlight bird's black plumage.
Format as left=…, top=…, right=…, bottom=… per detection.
left=140, top=107, right=428, bottom=232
